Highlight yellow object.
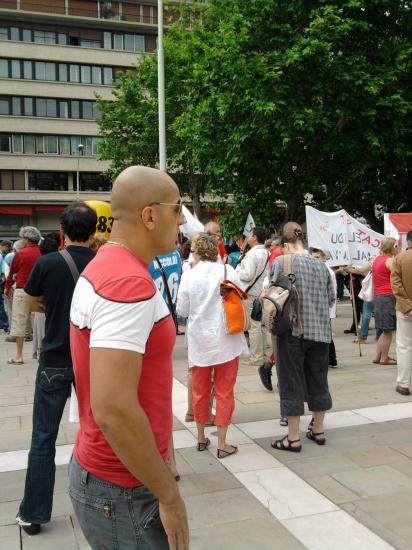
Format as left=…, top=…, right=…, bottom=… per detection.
left=85, top=200, right=113, bottom=239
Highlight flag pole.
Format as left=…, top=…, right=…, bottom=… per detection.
left=157, top=0, right=166, bottom=171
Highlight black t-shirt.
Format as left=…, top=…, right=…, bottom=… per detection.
left=25, top=246, right=95, bottom=366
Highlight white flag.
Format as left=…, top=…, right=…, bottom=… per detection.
left=243, top=212, right=256, bottom=237
left=383, top=213, right=400, bottom=240
left=180, top=205, right=204, bottom=238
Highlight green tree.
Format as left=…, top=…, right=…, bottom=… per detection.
left=97, top=0, right=412, bottom=231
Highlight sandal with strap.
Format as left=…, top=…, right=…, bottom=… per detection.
left=271, top=435, right=302, bottom=453
left=308, top=417, right=314, bottom=430
left=306, top=428, right=326, bottom=445
left=197, top=438, right=210, bottom=452
left=279, top=417, right=288, bottom=427
left=217, top=445, right=238, bottom=459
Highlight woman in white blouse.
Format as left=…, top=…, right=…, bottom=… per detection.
left=176, top=233, right=247, bottom=458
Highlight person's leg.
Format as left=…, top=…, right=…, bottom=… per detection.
left=9, top=289, right=29, bottom=362
left=396, top=311, right=412, bottom=389
left=0, top=290, right=9, bottom=330
left=14, top=336, right=24, bottom=362
left=191, top=366, right=213, bottom=443
left=375, top=330, right=394, bottom=362
left=304, top=340, right=332, bottom=443
left=213, top=358, right=238, bottom=453
left=329, top=339, right=337, bottom=367
left=245, top=296, right=265, bottom=364
left=185, top=367, right=194, bottom=421
left=19, top=363, right=72, bottom=524
left=359, top=301, right=374, bottom=341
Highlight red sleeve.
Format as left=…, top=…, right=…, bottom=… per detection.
left=5, top=253, right=20, bottom=291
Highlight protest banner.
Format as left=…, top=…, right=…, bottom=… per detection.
left=306, top=206, right=384, bottom=267
left=384, top=213, right=412, bottom=250
left=243, top=212, right=256, bottom=237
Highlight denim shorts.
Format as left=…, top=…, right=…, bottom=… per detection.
left=69, top=455, right=168, bottom=550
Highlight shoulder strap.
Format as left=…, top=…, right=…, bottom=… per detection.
left=283, top=254, right=292, bottom=276
left=59, top=249, right=80, bottom=284
left=245, top=252, right=269, bottom=293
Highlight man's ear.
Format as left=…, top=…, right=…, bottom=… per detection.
left=141, top=206, right=156, bottom=231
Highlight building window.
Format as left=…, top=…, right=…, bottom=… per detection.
left=45, top=63, right=56, bottom=80
left=0, top=135, right=11, bottom=152
left=33, top=30, right=56, bottom=44
left=28, top=172, right=68, bottom=191
left=10, top=27, right=20, bottom=41
left=12, top=97, right=21, bottom=116
left=92, top=66, right=102, bottom=84
left=22, top=29, right=32, bottom=42
left=82, top=101, right=93, bottom=119
left=11, top=60, right=21, bottom=79
left=69, top=64, right=80, bottom=82
left=59, top=136, right=70, bottom=155
left=46, top=99, right=57, bottom=117
left=0, top=98, right=9, bottom=115
left=24, top=135, right=35, bottom=154
left=0, top=170, right=25, bottom=191
left=36, top=98, right=46, bottom=117
left=71, top=101, right=80, bottom=119
left=103, top=32, right=111, bottom=49
left=80, top=173, right=111, bottom=192
left=103, top=67, right=113, bottom=84
left=81, top=65, right=91, bottom=84
left=23, top=61, right=33, bottom=79
left=125, top=34, right=145, bottom=52
left=113, top=33, right=124, bottom=50
left=57, top=33, right=67, bottom=45
left=0, top=59, right=8, bottom=77
left=35, top=62, right=46, bottom=80
left=0, top=28, right=8, bottom=41
left=44, top=135, right=58, bottom=154
left=12, top=135, right=23, bottom=153
left=24, top=97, right=33, bottom=115
left=58, top=101, right=69, bottom=118
left=81, top=39, right=101, bottom=48
left=58, top=63, right=68, bottom=82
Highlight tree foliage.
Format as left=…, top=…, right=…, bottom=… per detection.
left=97, top=0, right=412, bottom=232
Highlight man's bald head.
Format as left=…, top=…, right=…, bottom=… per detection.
left=204, top=221, right=221, bottom=236
left=111, top=166, right=178, bottom=222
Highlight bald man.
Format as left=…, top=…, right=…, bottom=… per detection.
left=69, top=167, right=188, bottom=550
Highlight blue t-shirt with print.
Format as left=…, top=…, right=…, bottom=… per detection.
left=149, top=250, right=182, bottom=311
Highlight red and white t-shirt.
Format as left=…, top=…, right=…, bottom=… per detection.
left=70, top=245, right=175, bottom=488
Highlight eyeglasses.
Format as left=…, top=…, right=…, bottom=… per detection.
left=148, top=198, right=183, bottom=216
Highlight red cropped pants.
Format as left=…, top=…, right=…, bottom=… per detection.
left=191, top=357, right=239, bottom=426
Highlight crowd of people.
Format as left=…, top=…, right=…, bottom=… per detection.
left=0, top=165, right=411, bottom=550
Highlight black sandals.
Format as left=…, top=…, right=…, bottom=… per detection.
left=271, top=435, right=302, bottom=453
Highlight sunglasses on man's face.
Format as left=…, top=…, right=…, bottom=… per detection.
left=148, top=198, right=183, bottom=216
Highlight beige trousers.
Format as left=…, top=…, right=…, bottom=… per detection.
left=246, top=296, right=270, bottom=365
left=396, top=311, right=412, bottom=388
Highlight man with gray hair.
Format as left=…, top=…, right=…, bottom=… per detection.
left=5, top=227, right=41, bottom=364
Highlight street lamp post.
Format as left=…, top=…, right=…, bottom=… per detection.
left=76, top=143, right=84, bottom=199
left=157, top=0, right=166, bottom=171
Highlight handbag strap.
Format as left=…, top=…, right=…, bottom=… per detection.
left=59, top=249, right=80, bottom=284
left=246, top=252, right=269, bottom=293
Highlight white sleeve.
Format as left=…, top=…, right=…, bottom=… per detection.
left=176, top=271, right=190, bottom=318
left=226, top=264, right=246, bottom=290
left=90, top=296, right=157, bottom=354
left=236, top=251, right=257, bottom=283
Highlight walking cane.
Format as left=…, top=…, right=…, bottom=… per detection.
left=349, top=273, right=362, bottom=357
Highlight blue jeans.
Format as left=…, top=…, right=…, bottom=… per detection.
left=19, top=360, right=73, bottom=523
left=0, top=289, right=9, bottom=330
left=360, top=301, right=374, bottom=340
left=69, top=455, right=169, bottom=550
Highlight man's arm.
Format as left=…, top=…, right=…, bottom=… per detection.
left=26, top=294, right=45, bottom=313
left=391, top=257, right=412, bottom=315
left=236, top=250, right=258, bottom=282
left=90, top=348, right=188, bottom=550
left=4, top=253, right=20, bottom=296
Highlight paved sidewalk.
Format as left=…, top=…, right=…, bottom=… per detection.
left=1, top=301, right=411, bottom=549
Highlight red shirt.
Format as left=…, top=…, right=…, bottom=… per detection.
left=372, top=255, right=393, bottom=296
left=5, top=243, right=41, bottom=291
left=70, top=246, right=175, bottom=488
left=268, top=246, right=282, bottom=267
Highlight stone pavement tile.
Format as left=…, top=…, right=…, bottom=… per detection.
left=178, top=447, right=225, bottom=474
left=306, top=474, right=360, bottom=504
left=389, top=458, right=412, bottom=480
left=185, top=487, right=271, bottom=530
left=216, top=443, right=283, bottom=473
left=172, top=416, right=185, bottom=431
left=174, top=450, right=196, bottom=476
left=0, top=395, right=27, bottom=406
left=284, top=510, right=395, bottom=550
left=0, top=524, right=20, bottom=550
left=344, top=446, right=409, bottom=468
left=342, top=494, right=412, bottom=550
left=392, top=442, right=412, bottom=458
left=189, top=470, right=243, bottom=494
left=0, top=429, right=67, bottom=452
left=189, top=517, right=306, bottom=550
left=0, top=404, right=33, bottom=419
left=332, top=465, right=412, bottom=497
left=21, top=516, right=78, bottom=550
left=0, top=416, right=20, bottom=431
left=236, top=379, right=269, bottom=392
left=174, top=476, right=201, bottom=498
left=0, top=466, right=69, bottom=503
left=286, top=454, right=361, bottom=479
left=236, top=391, right=277, bottom=404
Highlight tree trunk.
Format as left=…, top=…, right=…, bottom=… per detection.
left=188, top=171, right=202, bottom=218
